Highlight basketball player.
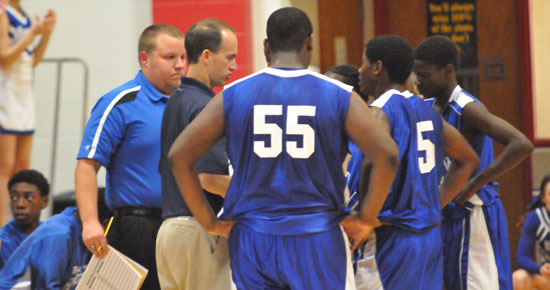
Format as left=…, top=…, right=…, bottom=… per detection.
left=348, top=35, right=479, bottom=290
left=413, top=35, right=533, bottom=290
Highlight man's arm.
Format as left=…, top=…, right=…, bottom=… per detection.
left=198, top=173, right=230, bottom=197
left=74, top=158, right=107, bottom=258
left=340, top=92, right=399, bottom=250
left=168, top=92, right=234, bottom=237
left=459, top=102, right=533, bottom=200
left=439, top=120, right=479, bottom=207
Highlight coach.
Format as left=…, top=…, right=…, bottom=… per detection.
left=74, top=24, right=186, bottom=290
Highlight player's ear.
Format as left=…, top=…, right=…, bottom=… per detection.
left=263, top=38, right=271, bottom=63
left=40, top=196, right=49, bottom=209
left=444, top=63, right=456, bottom=78
left=199, top=47, right=214, bottom=65
left=139, top=50, right=150, bottom=68
left=306, top=35, right=313, bottom=52
left=372, top=60, right=383, bottom=75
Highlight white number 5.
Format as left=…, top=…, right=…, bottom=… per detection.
left=254, top=105, right=316, bottom=159
left=417, top=121, right=435, bottom=174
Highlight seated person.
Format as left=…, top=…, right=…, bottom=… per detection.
left=514, top=175, right=550, bottom=290
left=0, top=188, right=111, bottom=290
left=0, top=169, right=49, bottom=269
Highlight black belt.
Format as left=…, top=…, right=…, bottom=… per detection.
left=114, top=207, right=162, bottom=219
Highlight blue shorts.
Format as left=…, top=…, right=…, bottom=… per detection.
left=441, top=197, right=512, bottom=290
left=374, top=225, right=443, bottom=290
left=228, top=222, right=354, bottom=290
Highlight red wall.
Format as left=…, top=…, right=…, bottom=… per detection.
left=152, top=0, right=253, bottom=86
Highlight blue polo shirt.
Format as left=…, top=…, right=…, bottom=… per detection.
left=77, top=71, right=168, bottom=209
left=159, top=77, right=228, bottom=220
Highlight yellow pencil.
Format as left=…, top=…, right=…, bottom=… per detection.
left=104, top=216, right=114, bottom=237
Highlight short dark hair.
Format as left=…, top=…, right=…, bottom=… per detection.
left=414, top=35, right=460, bottom=70
left=8, top=169, right=49, bottom=197
left=326, top=64, right=363, bottom=96
left=185, top=18, right=235, bottom=64
left=138, top=24, right=184, bottom=61
left=267, top=7, right=313, bottom=53
left=365, top=35, right=413, bottom=84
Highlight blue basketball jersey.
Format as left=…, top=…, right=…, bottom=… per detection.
left=221, top=67, right=352, bottom=235
left=424, top=85, right=498, bottom=205
left=348, top=90, right=444, bottom=231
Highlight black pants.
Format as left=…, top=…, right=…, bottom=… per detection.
left=108, top=214, right=162, bottom=290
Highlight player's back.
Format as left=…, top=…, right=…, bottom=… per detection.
left=370, top=90, right=444, bottom=231
left=221, top=67, right=352, bottom=235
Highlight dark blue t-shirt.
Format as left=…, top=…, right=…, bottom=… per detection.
left=159, top=77, right=229, bottom=219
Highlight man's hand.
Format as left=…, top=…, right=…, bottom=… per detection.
left=208, top=219, right=236, bottom=238
left=340, top=216, right=380, bottom=251
left=540, top=263, right=550, bottom=278
left=82, top=219, right=109, bottom=258
left=453, top=180, right=476, bottom=206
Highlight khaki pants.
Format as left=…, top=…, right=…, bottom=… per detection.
left=156, top=217, right=234, bottom=290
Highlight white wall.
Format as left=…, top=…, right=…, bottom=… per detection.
left=25, top=0, right=152, bottom=210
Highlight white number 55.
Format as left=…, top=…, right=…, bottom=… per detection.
left=254, top=105, right=316, bottom=159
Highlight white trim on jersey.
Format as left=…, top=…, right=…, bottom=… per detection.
left=450, top=85, right=475, bottom=108
left=458, top=217, right=467, bottom=290
left=224, top=67, right=353, bottom=93
left=340, top=226, right=358, bottom=290
left=87, top=86, right=141, bottom=159
left=223, top=68, right=266, bottom=90
left=355, top=232, right=384, bottom=290
left=401, top=90, right=414, bottom=98
left=370, top=89, right=401, bottom=108
left=466, top=205, right=499, bottom=290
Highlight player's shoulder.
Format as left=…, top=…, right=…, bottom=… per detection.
left=449, top=86, right=481, bottom=109
left=225, top=67, right=352, bottom=92
left=223, top=68, right=269, bottom=90
left=370, top=89, right=406, bottom=108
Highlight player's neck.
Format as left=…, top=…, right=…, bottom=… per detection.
left=434, top=80, right=458, bottom=109
left=269, top=52, right=308, bottom=69
left=17, top=220, right=39, bottom=236
left=374, top=81, right=403, bottom=99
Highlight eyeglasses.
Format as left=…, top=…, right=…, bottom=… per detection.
left=9, top=193, right=38, bottom=203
